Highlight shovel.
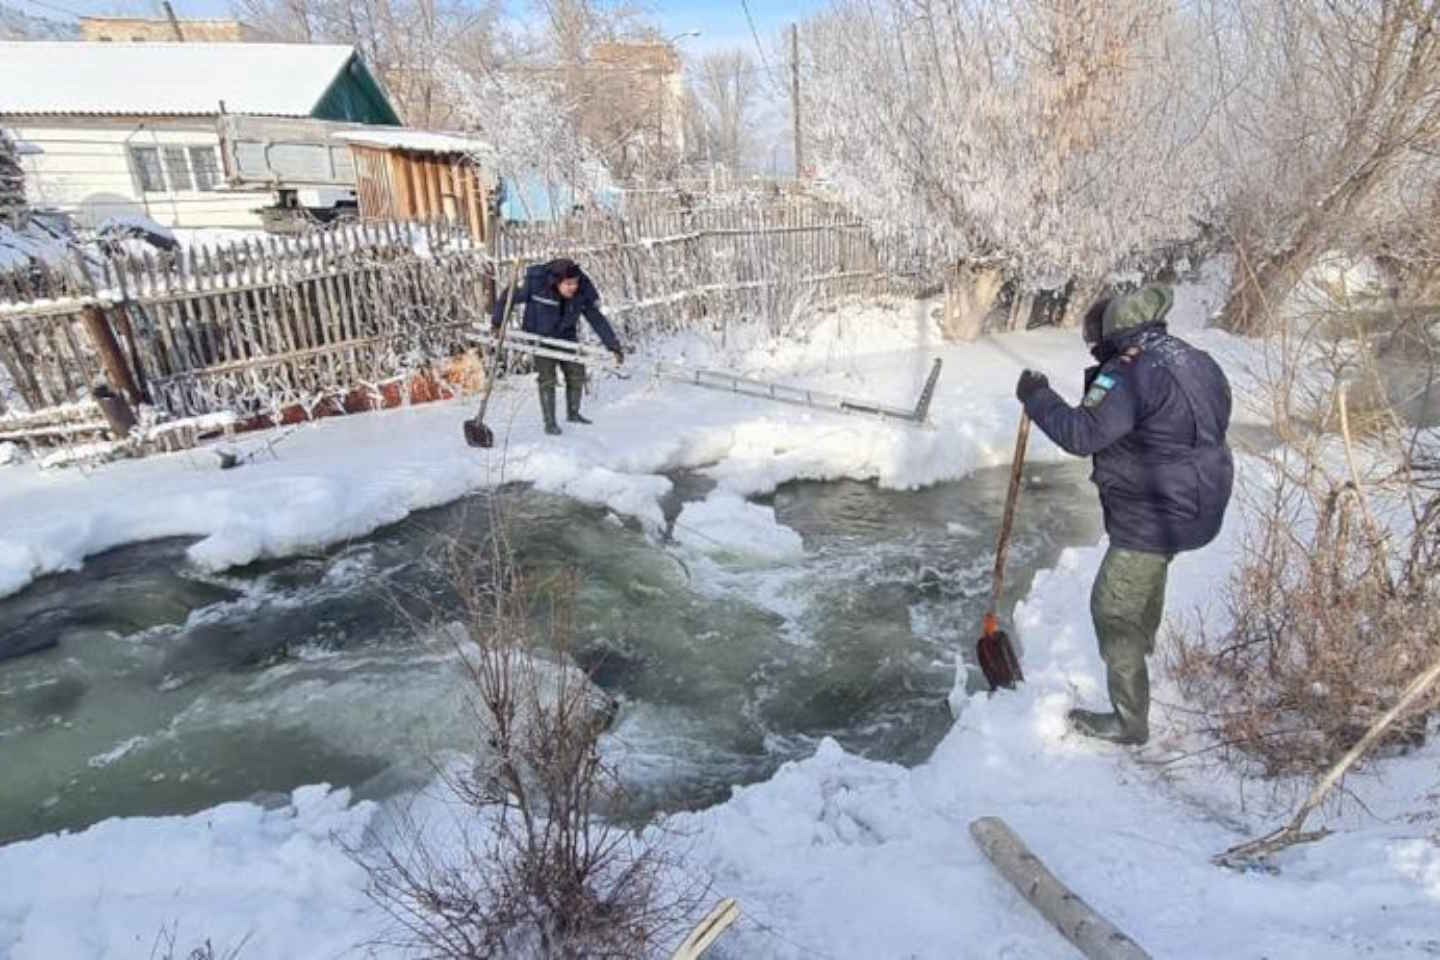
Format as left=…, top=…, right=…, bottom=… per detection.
left=463, top=257, right=525, bottom=448
left=976, top=411, right=1029, bottom=691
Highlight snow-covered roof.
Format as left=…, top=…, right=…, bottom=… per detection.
left=332, top=129, right=492, bottom=155
left=0, top=42, right=359, bottom=118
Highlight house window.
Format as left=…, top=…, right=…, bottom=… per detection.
left=190, top=146, right=220, bottom=191
left=130, top=146, right=165, bottom=192
left=164, top=147, right=193, bottom=191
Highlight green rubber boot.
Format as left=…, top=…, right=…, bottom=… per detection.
left=1067, top=660, right=1150, bottom=745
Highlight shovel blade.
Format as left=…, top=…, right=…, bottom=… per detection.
left=977, top=628, right=1024, bottom=692
left=463, top=419, right=495, bottom=449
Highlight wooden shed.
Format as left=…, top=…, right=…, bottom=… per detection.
left=335, top=130, right=495, bottom=242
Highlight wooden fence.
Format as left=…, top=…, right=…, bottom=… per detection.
left=0, top=200, right=928, bottom=442
left=0, top=220, right=487, bottom=431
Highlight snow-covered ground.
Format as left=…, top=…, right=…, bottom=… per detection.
left=4, top=279, right=1435, bottom=959
left=0, top=271, right=1262, bottom=601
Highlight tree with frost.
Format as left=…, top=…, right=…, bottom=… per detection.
left=691, top=50, right=761, bottom=174
left=430, top=57, right=614, bottom=216
left=802, top=0, right=1220, bottom=338
left=1201, top=0, right=1440, bottom=333
left=0, top=127, right=24, bottom=228
left=235, top=0, right=505, bottom=127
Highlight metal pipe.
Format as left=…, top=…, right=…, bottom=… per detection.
left=469, top=328, right=938, bottom=427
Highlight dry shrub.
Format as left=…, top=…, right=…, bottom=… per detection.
left=1171, top=480, right=1438, bottom=778
left=353, top=494, right=703, bottom=959
left=1168, top=291, right=1440, bottom=783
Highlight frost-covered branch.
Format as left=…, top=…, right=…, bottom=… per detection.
left=802, top=0, right=1221, bottom=288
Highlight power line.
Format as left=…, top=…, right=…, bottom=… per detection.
left=739, top=0, right=780, bottom=86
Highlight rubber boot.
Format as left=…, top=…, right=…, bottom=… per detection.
left=1067, top=661, right=1150, bottom=745
left=565, top=379, right=592, bottom=425
left=539, top=383, right=562, bottom=435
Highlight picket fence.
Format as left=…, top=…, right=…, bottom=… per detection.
left=0, top=201, right=930, bottom=446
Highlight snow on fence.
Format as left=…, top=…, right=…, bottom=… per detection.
left=0, top=220, right=487, bottom=434
left=495, top=201, right=921, bottom=338
left=0, top=200, right=923, bottom=446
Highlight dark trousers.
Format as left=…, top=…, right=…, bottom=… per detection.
left=535, top=356, right=586, bottom=392
left=535, top=356, right=587, bottom=425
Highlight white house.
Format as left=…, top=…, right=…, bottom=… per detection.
left=0, top=41, right=402, bottom=230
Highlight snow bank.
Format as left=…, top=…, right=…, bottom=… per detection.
left=673, top=493, right=805, bottom=561
left=0, top=785, right=378, bottom=960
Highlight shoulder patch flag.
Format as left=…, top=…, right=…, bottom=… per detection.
left=1083, top=372, right=1117, bottom=408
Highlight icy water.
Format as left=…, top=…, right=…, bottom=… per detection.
left=0, top=463, right=1100, bottom=844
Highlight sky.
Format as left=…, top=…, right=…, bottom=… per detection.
left=7, top=0, right=819, bottom=170
left=10, top=0, right=824, bottom=52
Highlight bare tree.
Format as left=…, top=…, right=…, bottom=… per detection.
left=233, top=0, right=504, bottom=126
left=692, top=50, right=758, bottom=172
left=1208, top=0, right=1440, bottom=333
left=801, top=0, right=1219, bottom=338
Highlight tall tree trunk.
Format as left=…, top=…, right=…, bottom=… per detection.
left=941, top=261, right=1005, bottom=341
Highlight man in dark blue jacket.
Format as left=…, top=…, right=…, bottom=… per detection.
left=491, top=258, right=625, bottom=435
left=1015, top=285, right=1233, bottom=745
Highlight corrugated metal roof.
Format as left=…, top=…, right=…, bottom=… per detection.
left=333, top=129, right=492, bottom=155
left=0, top=42, right=358, bottom=118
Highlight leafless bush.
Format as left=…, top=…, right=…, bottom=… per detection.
left=353, top=494, right=703, bottom=958
left=1167, top=284, right=1440, bottom=782
left=149, top=923, right=249, bottom=960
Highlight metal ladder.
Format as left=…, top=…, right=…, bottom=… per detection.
left=467, top=327, right=943, bottom=427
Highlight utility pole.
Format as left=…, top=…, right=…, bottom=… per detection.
left=790, top=23, right=804, bottom=180
left=162, top=1, right=185, bottom=40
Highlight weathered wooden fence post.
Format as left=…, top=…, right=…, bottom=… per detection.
left=80, top=304, right=142, bottom=406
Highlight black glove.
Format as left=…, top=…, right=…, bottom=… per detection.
left=1016, top=369, right=1048, bottom=402
left=612, top=347, right=625, bottom=365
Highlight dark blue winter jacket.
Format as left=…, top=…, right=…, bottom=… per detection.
left=490, top=262, right=622, bottom=353
left=1022, top=322, right=1234, bottom=555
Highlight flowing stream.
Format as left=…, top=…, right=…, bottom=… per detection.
left=0, top=462, right=1102, bottom=844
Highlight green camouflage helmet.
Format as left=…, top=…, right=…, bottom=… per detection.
left=1101, top=285, right=1174, bottom=341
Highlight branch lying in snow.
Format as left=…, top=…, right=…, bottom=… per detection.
left=970, top=817, right=1153, bottom=960
left=1214, top=653, right=1440, bottom=869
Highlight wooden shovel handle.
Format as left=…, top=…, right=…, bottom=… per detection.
left=474, top=257, right=524, bottom=421
left=989, top=411, right=1031, bottom=616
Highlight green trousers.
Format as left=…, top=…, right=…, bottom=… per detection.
left=1089, top=546, right=1173, bottom=731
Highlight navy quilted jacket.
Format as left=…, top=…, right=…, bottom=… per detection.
left=491, top=261, right=621, bottom=353
left=1022, top=323, right=1234, bottom=554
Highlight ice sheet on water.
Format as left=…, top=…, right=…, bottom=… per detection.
left=672, top=492, right=804, bottom=562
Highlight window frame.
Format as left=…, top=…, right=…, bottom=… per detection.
left=189, top=146, right=221, bottom=192
left=129, top=145, right=165, bottom=193
left=129, top=142, right=224, bottom=195
left=163, top=146, right=193, bottom=192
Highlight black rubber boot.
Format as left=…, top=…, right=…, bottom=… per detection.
left=540, top=383, right=562, bottom=436
left=565, top=379, right=592, bottom=425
